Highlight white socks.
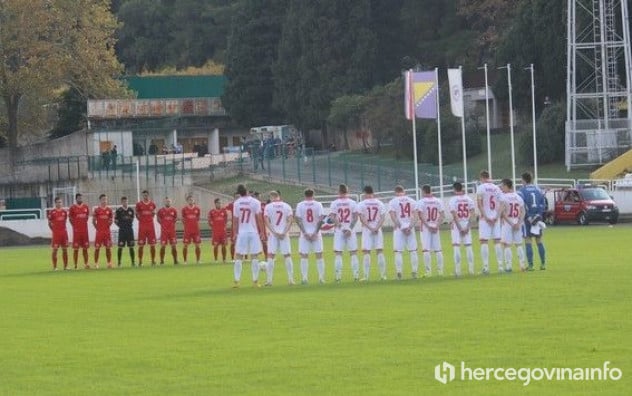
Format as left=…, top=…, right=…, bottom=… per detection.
left=394, top=252, right=403, bottom=274
left=436, top=252, right=444, bottom=275
left=266, top=258, right=275, bottom=284
left=285, top=256, right=294, bottom=281
left=410, top=251, right=419, bottom=274
left=481, top=244, right=489, bottom=271
left=334, top=255, right=343, bottom=280
left=317, top=258, right=325, bottom=281
left=363, top=253, right=371, bottom=279
left=465, top=246, right=474, bottom=274
left=453, top=247, right=461, bottom=276
left=300, top=258, right=309, bottom=282
left=423, top=251, right=431, bottom=274
left=234, top=259, right=242, bottom=282
left=377, top=253, right=386, bottom=279
left=350, top=254, right=359, bottom=280
left=251, top=259, right=260, bottom=281
left=495, top=243, right=504, bottom=270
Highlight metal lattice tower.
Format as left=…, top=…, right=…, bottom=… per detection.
left=566, top=0, right=632, bottom=169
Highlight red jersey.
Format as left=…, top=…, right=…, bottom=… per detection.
left=136, top=200, right=156, bottom=225
left=157, top=207, right=178, bottom=233
left=48, top=208, right=68, bottom=234
left=69, top=203, right=90, bottom=234
left=182, top=205, right=201, bottom=233
left=93, top=206, right=113, bottom=232
left=208, top=208, right=228, bottom=233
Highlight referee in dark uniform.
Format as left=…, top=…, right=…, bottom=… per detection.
left=115, top=196, right=136, bottom=267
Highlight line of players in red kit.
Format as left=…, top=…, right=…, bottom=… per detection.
left=46, top=190, right=250, bottom=270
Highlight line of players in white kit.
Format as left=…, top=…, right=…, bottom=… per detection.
left=230, top=169, right=546, bottom=288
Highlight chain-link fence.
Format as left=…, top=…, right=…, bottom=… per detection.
left=6, top=148, right=459, bottom=197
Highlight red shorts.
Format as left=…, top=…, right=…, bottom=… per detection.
left=94, top=231, right=112, bottom=249
left=51, top=232, right=69, bottom=249
left=72, top=232, right=89, bottom=249
left=212, top=232, right=226, bottom=245
left=138, top=225, right=156, bottom=246
left=160, top=229, right=177, bottom=245
left=183, top=230, right=201, bottom=244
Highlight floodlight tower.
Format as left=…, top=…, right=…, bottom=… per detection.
left=566, top=0, right=632, bottom=169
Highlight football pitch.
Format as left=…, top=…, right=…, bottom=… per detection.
left=0, top=226, right=630, bottom=395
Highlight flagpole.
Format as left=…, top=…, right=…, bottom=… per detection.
left=409, top=69, right=420, bottom=200
left=477, top=63, right=492, bottom=177
left=435, top=67, right=444, bottom=200
left=459, top=65, right=468, bottom=191
left=499, top=63, right=516, bottom=183
left=526, top=63, right=538, bottom=183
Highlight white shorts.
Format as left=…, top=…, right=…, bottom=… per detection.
left=420, top=229, right=442, bottom=252
left=450, top=224, right=472, bottom=246
left=501, top=223, right=523, bottom=245
left=235, top=232, right=263, bottom=255
left=333, top=230, right=358, bottom=252
left=298, top=234, right=323, bottom=255
left=478, top=219, right=501, bottom=240
left=361, top=228, right=383, bottom=251
left=267, top=233, right=291, bottom=255
left=393, top=228, right=417, bottom=252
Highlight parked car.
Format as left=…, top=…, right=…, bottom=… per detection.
left=547, top=186, right=619, bottom=225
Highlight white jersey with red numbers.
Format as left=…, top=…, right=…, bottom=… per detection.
left=357, top=198, right=386, bottom=229
left=357, top=198, right=387, bottom=251
left=329, top=196, right=357, bottom=232
left=295, top=199, right=324, bottom=254
left=264, top=200, right=293, bottom=235
left=232, top=196, right=261, bottom=234
left=388, top=194, right=418, bottom=251
left=448, top=194, right=476, bottom=245
left=295, top=199, right=324, bottom=235
left=417, top=195, right=444, bottom=252
left=476, top=182, right=503, bottom=220
left=500, top=192, right=525, bottom=244
left=329, top=196, right=358, bottom=251
left=264, top=200, right=293, bottom=256
left=477, top=181, right=503, bottom=240
left=388, top=195, right=416, bottom=230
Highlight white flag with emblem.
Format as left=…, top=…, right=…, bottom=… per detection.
left=448, top=68, right=463, bottom=118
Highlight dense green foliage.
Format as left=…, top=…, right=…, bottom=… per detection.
left=222, top=0, right=287, bottom=127
left=518, top=102, right=566, bottom=165
left=49, top=88, right=87, bottom=139
left=116, top=0, right=235, bottom=73
left=11, top=0, right=624, bottom=161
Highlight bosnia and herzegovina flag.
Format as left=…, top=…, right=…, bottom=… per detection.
left=405, top=70, right=437, bottom=120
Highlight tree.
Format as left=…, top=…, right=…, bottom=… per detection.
left=518, top=102, right=565, bottom=165
left=116, top=0, right=235, bottom=73
left=116, top=0, right=171, bottom=73
left=327, top=95, right=365, bottom=150
left=456, top=0, right=520, bottom=63
left=495, top=0, right=566, bottom=111
left=222, top=0, right=288, bottom=127
left=361, top=80, right=409, bottom=154
left=49, top=88, right=87, bottom=139
left=421, top=83, right=482, bottom=166
left=0, top=0, right=127, bottom=148
left=274, top=0, right=376, bottom=131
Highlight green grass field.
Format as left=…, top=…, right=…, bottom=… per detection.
left=1, top=225, right=630, bottom=395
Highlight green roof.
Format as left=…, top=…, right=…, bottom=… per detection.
left=124, top=75, right=226, bottom=99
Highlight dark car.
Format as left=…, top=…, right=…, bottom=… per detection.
left=549, top=186, right=619, bottom=225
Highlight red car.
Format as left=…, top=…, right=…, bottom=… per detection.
left=547, top=187, right=619, bottom=225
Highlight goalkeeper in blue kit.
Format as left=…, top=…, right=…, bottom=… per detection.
left=518, top=172, right=547, bottom=270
